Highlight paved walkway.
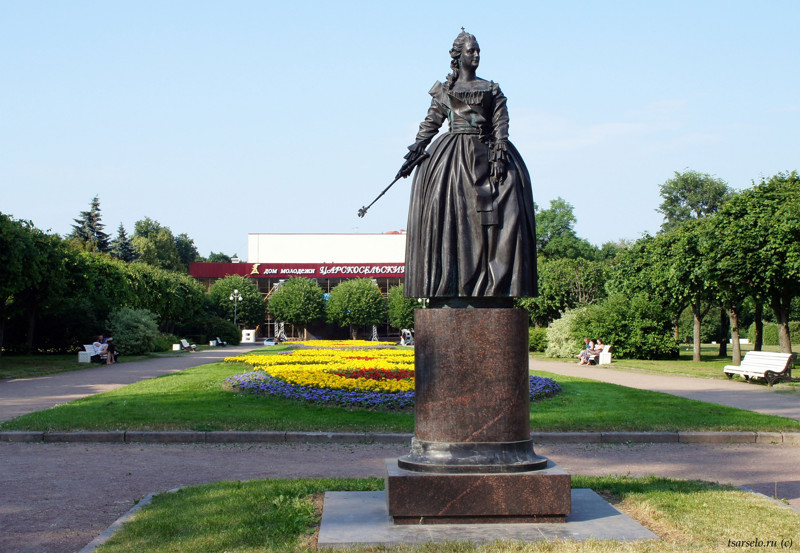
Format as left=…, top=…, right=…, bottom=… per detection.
left=530, top=357, right=800, bottom=421
left=0, top=344, right=262, bottom=422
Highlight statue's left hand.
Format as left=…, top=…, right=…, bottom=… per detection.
left=491, top=161, right=507, bottom=183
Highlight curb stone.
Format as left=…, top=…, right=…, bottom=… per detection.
left=0, top=431, right=44, bottom=442
left=679, top=431, right=756, bottom=444
left=76, top=493, right=156, bottom=553
left=1, top=430, right=798, bottom=445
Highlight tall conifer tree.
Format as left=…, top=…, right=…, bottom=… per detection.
left=69, top=196, right=110, bottom=253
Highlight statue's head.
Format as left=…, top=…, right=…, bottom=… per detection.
left=449, top=30, right=478, bottom=71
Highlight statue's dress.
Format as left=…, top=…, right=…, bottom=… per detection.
left=405, top=80, right=537, bottom=298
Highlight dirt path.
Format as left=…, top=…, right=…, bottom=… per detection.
left=2, top=441, right=797, bottom=553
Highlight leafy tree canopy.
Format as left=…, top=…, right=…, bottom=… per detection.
left=657, top=170, right=732, bottom=232
left=206, top=252, right=233, bottom=263
left=535, top=197, right=597, bottom=260
left=326, top=279, right=386, bottom=338
left=387, top=284, right=416, bottom=330
left=208, top=275, right=264, bottom=328
left=269, top=278, right=325, bottom=328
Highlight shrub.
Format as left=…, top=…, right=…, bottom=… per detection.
left=106, top=307, right=160, bottom=355
left=153, top=333, right=179, bottom=352
left=544, top=308, right=583, bottom=358
left=528, top=327, right=548, bottom=352
left=177, top=312, right=240, bottom=346
left=572, top=293, right=679, bottom=359
left=747, top=321, right=800, bottom=345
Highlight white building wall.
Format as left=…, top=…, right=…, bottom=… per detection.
left=247, top=233, right=406, bottom=264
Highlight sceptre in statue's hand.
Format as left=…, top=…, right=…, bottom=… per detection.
left=357, top=148, right=429, bottom=218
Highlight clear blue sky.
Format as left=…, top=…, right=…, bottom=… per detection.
left=2, top=1, right=798, bottom=259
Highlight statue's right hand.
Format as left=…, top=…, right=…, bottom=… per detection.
left=396, top=143, right=427, bottom=179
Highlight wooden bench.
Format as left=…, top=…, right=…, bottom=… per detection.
left=723, top=351, right=795, bottom=386
left=588, top=345, right=612, bottom=365
left=180, top=339, right=197, bottom=352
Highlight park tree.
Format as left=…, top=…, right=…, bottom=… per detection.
left=711, top=172, right=800, bottom=353
left=68, top=196, right=111, bottom=253
left=131, top=218, right=183, bottom=272
left=535, top=198, right=597, bottom=260
left=656, top=170, right=732, bottom=233
left=206, top=252, right=233, bottom=263
left=700, top=207, right=752, bottom=364
left=326, top=279, right=386, bottom=339
left=387, top=284, right=417, bottom=330
left=517, top=257, right=607, bottom=326
left=666, top=220, right=718, bottom=362
left=607, top=234, right=687, bottom=344
left=110, top=224, right=137, bottom=262
left=0, top=214, right=42, bottom=356
left=208, top=275, right=264, bottom=328
left=175, top=232, right=200, bottom=269
left=268, top=278, right=325, bottom=339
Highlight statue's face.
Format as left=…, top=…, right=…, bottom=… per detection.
left=460, top=38, right=480, bottom=71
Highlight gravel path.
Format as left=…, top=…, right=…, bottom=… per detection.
left=2, top=440, right=798, bottom=553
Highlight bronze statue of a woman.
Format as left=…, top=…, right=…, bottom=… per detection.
left=402, top=31, right=537, bottom=302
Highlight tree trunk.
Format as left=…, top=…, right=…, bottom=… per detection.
left=753, top=302, right=763, bottom=351
left=771, top=295, right=793, bottom=354
left=0, top=317, right=5, bottom=359
left=727, top=308, right=741, bottom=365
left=692, top=305, right=703, bottom=362
left=718, top=308, right=729, bottom=358
left=349, top=325, right=357, bottom=340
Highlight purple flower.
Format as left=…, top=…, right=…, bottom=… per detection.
left=226, top=372, right=561, bottom=410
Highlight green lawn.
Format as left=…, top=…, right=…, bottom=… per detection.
left=534, top=343, right=799, bottom=389
left=0, top=351, right=195, bottom=381
left=95, top=476, right=799, bottom=553
left=2, top=360, right=797, bottom=432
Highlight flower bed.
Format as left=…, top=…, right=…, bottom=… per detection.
left=287, top=339, right=397, bottom=349
left=225, top=347, right=561, bottom=410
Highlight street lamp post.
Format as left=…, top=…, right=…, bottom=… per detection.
left=229, top=288, right=243, bottom=325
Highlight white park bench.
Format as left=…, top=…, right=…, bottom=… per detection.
left=723, top=351, right=795, bottom=387
left=179, top=339, right=197, bottom=352
left=78, top=344, right=95, bottom=363
left=588, top=345, right=612, bottom=365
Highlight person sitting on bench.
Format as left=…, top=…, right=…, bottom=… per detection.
left=92, top=335, right=118, bottom=365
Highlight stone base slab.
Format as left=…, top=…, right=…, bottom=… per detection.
left=318, top=489, right=658, bottom=547
left=385, top=458, right=571, bottom=522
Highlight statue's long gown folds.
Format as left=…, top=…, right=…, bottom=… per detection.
left=405, top=80, right=537, bottom=298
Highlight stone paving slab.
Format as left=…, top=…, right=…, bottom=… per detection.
left=317, top=489, right=658, bottom=547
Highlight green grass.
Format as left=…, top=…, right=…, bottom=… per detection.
left=534, top=343, right=799, bottom=389
left=95, top=476, right=799, bottom=553
left=0, top=351, right=193, bottom=381
left=2, top=361, right=797, bottom=432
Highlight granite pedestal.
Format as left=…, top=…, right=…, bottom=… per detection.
left=386, top=307, right=571, bottom=523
